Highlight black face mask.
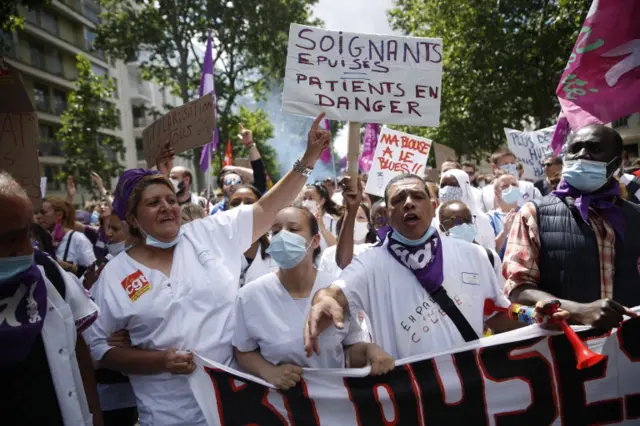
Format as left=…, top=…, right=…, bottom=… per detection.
left=176, top=180, right=187, bottom=196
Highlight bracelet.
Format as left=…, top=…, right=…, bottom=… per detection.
left=508, top=303, right=538, bottom=325
left=246, top=143, right=256, bottom=149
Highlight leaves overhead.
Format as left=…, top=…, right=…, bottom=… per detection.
left=0, top=0, right=48, bottom=52
left=56, top=54, right=125, bottom=196
left=388, top=0, right=591, bottom=161
left=95, top=0, right=320, bottom=185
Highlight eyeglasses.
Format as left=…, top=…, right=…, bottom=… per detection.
left=543, top=163, right=554, bottom=168
left=441, top=215, right=475, bottom=227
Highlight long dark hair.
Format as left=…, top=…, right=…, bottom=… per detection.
left=307, top=183, right=343, bottom=217
left=336, top=203, right=377, bottom=244
left=231, top=184, right=270, bottom=259
left=292, top=206, right=322, bottom=262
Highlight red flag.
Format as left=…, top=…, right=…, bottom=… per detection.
left=223, top=140, right=233, bottom=167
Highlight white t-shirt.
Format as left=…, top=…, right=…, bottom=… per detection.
left=233, top=271, right=369, bottom=368
left=84, top=205, right=254, bottom=426
left=335, top=235, right=510, bottom=360
left=482, top=180, right=541, bottom=211
left=318, top=243, right=374, bottom=278
left=56, top=231, right=96, bottom=267
left=240, top=244, right=278, bottom=287
left=319, top=214, right=339, bottom=252
left=471, top=186, right=485, bottom=212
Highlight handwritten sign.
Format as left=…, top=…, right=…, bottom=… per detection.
left=433, top=142, right=456, bottom=171
left=504, top=126, right=555, bottom=180
left=283, top=24, right=443, bottom=127
left=364, top=128, right=432, bottom=197
left=142, top=93, right=215, bottom=167
left=0, top=59, right=42, bottom=209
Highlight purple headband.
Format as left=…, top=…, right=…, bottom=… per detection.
left=112, top=168, right=162, bottom=220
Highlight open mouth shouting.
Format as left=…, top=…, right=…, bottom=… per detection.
left=403, top=212, right=420, bottom=227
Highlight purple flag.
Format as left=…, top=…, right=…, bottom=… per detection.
left=359, top=123, right=380, bottom=173
left=199, top=32, right=218, bottom=172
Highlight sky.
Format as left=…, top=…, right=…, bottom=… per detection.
left=312, top=0, right=400, bottom=157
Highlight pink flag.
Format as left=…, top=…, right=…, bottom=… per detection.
left=359, top=123, right=380, bottom=173
left=556, top=0, right=640, bottom=131
left=319, top=118, right=332, bottom=164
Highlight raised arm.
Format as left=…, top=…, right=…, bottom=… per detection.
left=251, top=113, right=331, bottom=242
left=335, top=177, right=361, bottom=269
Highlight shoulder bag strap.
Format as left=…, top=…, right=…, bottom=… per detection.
left=430, top=287, right=479, bottom=342
left=62, top=231, right=75, bottom=263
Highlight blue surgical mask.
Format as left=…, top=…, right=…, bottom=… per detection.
left=90, top=211, right=99, bottom=226
left=562, top=159, right=613, bottom=193
left=391, top=226, right=436, bottom=247
left=501, top=186, right=521, bottom=205
left=136, top=219, right=184, bottom=249
left=266, top=230, right=311, bottom=269
left=0, top=254, right=35, bottom=281
left=439, top=186, right=463, bottom=203
left=448, top=223, right=478, bottom=243
left=500, top=164, right=518, bottom=177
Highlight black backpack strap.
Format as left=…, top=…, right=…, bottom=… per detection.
left=431, top=287, right=479, bottom=342
left=33, top=250, right=66, bottom=300
left=62, top=231, right=75, bottom=263
left=485, top=248, right=495, bottom=268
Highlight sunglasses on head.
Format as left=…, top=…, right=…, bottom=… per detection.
left=442, top=215, right=475, bottom=227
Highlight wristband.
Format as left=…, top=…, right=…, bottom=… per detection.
left=246, top=143, right=256, bottom=149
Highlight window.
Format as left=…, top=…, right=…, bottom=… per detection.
left=83, top=0, right=101, bottom=24
left=112, top=78, right=118, bottom=99
left=135, top=138, right=145, bottom=161
left=85, top=28, right=104, bottom=58
left=30, top=41, right=46, bottom=69
left=43, top=165, right=62, bottom=190
left=45, top=48, right=63, bottom=75
left=53, top=89, right=67, bottom=115
left=39, top=124, right=62, bottom=156
left=41, top=10, right=59, bottom=35
left=25, top=8, right=39, bottom=25
left=90, top=63, right=108, bottom=77
left=33, top=83, right=50, bottom=112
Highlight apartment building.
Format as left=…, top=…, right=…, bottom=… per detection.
left=613, top=113, right=640, bottom=159
left=2, top=0, right=185, bottom=203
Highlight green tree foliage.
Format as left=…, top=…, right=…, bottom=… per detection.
left=211, top=106, right=280, bottom=181
left=95, top=0, right=320, bottom=185
left=56, top=54, right=125, bottom=196
left=388, top=0, right=591, bottom=160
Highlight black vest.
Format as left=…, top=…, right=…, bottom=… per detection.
left=535, top=195, right=640, bottom=307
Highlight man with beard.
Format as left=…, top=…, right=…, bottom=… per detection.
left=302, top=174, right=565, bottom=359
left=169, top=166, right=207, bottom=208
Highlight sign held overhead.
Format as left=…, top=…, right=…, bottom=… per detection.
left=283, top=24, right=443, bottom=127
left=142, top=93, right=215, bottom=168
left=0, top=59, right=42, bottom=208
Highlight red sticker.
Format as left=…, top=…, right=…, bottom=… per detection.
left=121, top=270, right=152, bottom=302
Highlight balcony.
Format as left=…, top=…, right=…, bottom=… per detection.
left=129, top=78, right=152, bottom=105
left=39, top=139, right=64, bottom=157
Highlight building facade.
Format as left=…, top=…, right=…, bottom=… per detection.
left=2, top=0, right=185, bottom=203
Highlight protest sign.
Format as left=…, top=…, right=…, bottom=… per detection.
left=364, top=128, right=432, bottom=197
left=0, top=59, right=41, bottom=208
left=283, top=24, right=443, bottom=127
left=190, top=316, right=640, bottom=426
left=433, top=142, right=456, bottom=171
left=142, top=93, right=215, bottom=167
left=504, top=126, right=555, bottom=180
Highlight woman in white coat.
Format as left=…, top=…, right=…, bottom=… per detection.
left=84, top=114, right=332, bottom=426
left=233, top=206, right=393, bottom=390
left=437, top=169, right=496, bottom=251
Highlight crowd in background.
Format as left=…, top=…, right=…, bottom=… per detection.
left=2, top=120, right=640, bottom=426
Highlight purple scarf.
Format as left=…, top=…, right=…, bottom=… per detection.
left=0, top=263, right=48, bottom=365
left=553, top=179, right=624, bottom=239
left=378, top=228, right=444, bottom=295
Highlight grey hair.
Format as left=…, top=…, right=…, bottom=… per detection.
left=0, top=171, right=29, bottom=199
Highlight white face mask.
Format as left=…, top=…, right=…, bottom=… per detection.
left=106, top=240, right=126, bottom=256
left=353, top=221, right=369, bottom=243
left=302, top=200, right=318, bottom=215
